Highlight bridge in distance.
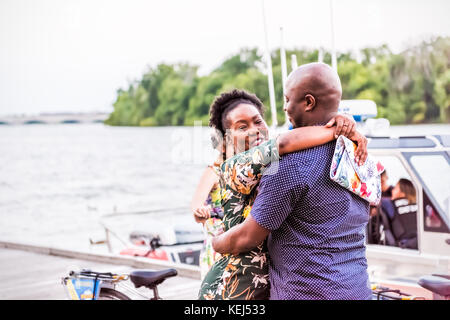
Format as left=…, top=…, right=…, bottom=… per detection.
left=0, top=112, right=109, bottom=125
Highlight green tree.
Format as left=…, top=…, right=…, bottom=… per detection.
left=105, top=37, right=450, bottom=127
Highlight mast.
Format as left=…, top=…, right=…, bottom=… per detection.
left=318, top=47, right=324, bottom=63
left=279, top=27, right=289, bottom=126
left=261, top=0, right=278, bottom=128
left=291, top=54, right=298, bottom=70
left=280, top=27, right=288, bottom=90
left=329, top=0, right=338, bottom=72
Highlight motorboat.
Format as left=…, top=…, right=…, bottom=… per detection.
left=93, top=207, right=204, bottom=267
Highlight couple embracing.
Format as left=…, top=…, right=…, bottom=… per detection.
left=191, top=62, right=374, bottom=300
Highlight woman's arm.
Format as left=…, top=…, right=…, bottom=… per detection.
left=277, top=126, right=335, bottom=155
left=277, top=116, right=368, bottom=165
left=220, top=116, right=367, bottom=195
left=191, top=166, right=219, bottom=224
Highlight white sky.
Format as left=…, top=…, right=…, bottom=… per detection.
left=0, top=0, right=449, bottom=116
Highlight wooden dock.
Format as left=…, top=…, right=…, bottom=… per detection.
left=0, top=242, right=202, bottom=300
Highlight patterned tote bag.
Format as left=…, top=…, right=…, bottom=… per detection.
left=330, top=136, right=385, bottom=205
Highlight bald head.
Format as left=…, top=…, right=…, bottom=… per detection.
left=284, top=62, right=342, bottom=127
left=286, top=62, right=342, bottom=108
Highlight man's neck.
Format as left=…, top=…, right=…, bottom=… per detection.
left=294, top=111, right=338, bottom=128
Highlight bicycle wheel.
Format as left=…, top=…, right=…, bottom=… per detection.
left=98, top=288, right=131, bottom=300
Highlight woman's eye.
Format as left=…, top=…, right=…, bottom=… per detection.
left=239, top=126, right=247, bottom=131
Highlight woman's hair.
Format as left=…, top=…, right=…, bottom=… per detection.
left=397, top=178, right=416, bottom=204
left=209, top=89, right=265, bottom=136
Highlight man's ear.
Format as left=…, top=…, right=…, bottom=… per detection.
left=304, top=94, right=316, bottom=112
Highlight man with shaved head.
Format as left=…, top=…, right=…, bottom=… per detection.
left=285, top=62, right=342, bottom=129
left=212, top=62, right=372, bottom=300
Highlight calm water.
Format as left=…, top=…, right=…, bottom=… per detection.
left=0, top=124, right=217, bottom=251
left=0, top=123, right=449, bottom=252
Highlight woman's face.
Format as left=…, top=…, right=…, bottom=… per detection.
left=391, top=183, right=405, bottom=200
left=224, top=103, right=268, bottom=155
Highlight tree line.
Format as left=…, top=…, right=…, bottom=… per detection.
left=105, top=36, right=450, bottom=126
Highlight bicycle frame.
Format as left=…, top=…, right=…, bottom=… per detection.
left=62, top=270, right=129, bottom=300
left=371, top=283, right=426, bottom=300
left=62, top=269, right=168, bottom=300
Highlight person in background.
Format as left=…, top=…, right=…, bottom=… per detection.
left=381, top=170, right=393, bottom=198
left=380, top=178, right=418, bottom=249
left=367, top=203, right=381, bottom=244
left=191, top=154, right=224, bottom=279
left=367, top=170, right=393, bottom=244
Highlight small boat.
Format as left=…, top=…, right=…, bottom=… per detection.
left=93, top=207, right=204, bottom=267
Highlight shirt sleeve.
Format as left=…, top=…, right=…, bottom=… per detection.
left=251, top=156, right=306, bottom=231
left=220, top=138, right=280, bottom=195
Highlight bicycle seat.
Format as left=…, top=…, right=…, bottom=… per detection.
left=129, top=269, right=177, bottom=288
left=418, top=275, right=450, bottom=297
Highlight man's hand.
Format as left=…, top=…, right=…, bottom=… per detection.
left=211, top=233, right=225, bottom=254
left=325, top=114, right=356, bottom=138
left=212, top=214, right=270, bottom=255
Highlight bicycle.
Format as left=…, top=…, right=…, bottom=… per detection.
left=63, top=270, right=450, bottom=300
left=371, top=274, right=450, bottom=300
left=62, top=267, right=178, bottom=300
left=64, top=233, right=450, bottom=300
left=62, top=235, right=182, bottom=300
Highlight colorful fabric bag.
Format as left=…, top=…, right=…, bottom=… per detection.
left=330, top=136, right=385, bottom=205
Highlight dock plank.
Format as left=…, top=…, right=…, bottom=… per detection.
left=0, top=248, right=201, bottom=300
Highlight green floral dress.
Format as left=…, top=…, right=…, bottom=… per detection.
left=198, top=138, right=280, bottom=300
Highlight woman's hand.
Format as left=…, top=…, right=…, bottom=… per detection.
left=347, top=130, right=368, bottom=166
left=326, top=114, right=367, bottom=165
left=325, top=114, right=356, bottom=138
left=193, top=205, right=211, bottom=225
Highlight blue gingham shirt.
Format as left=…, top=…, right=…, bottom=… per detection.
left=251, top=141, right=372, bottom=300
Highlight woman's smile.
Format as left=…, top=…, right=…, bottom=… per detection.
left=250, top=137, right=263, bottom=147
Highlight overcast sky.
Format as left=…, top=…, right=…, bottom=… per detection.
left=0, top=0, right=449, bottom=116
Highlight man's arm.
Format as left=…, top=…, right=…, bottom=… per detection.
left=212, top=157, right=304, bottom=255
left=212, top=214, right=270, bottom=255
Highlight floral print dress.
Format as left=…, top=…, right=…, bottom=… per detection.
left=198, top=138, right=280, bottom=300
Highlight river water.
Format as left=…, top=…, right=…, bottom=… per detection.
left=0, top=123, right=449, bottom=253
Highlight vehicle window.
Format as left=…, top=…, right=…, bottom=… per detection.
left=377, top=156, right=411, bottom=187
left=409, top=154, right=450, bottom=231
left=422, top=190, right=449, bottom=233
left=366, top=155, right=418, bottom=249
